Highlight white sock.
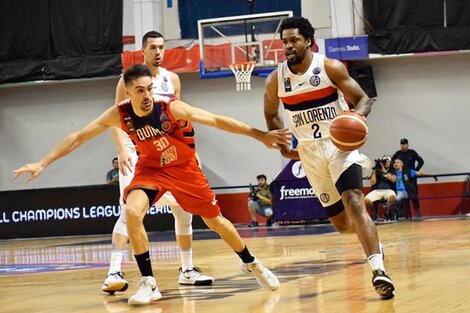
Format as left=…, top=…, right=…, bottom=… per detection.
left=180, top=249, right=193, bottom=271
left=108, top=250, right=124, bottom=275
left=367, top=253, right=385, bottom=272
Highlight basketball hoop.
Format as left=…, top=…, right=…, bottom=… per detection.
left=229, top=61, right=256, bottom=91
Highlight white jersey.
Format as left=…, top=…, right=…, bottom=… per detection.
left=122, top=67, right=175, bottom=150
left=277, top=53, right=349, bottom=143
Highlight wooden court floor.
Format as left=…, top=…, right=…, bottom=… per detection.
left=1, top=217, right=470, bottom=313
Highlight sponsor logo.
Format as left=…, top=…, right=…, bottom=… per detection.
left=313, top=66, right=321, bottom=75
left=299, top=81, right=306, bottom=86
left=279, top=185, right=316, bottom=200
left=284, top=77, right=292, bottom=92
left=291, top=161, right=306, bottom=178
left=160, top=113, right=169, bottom=122
left=160, top=146, right=178, bottom=166
left=161, top=82, right=169, bottom=92
left=310, top=75, right=321, bottom=86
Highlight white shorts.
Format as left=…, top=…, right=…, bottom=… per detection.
left=365, top=189, right=396, bottom=202
left=118, top=147, right=181, bottom=220
left=298, top=139, right=370, bottom=207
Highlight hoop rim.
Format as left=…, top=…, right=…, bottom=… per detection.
left=230, top=61, right=256, bottom=67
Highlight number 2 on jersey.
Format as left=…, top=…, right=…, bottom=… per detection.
left=311, top=123, right=322, bottom=139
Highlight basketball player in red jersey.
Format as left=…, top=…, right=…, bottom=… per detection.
left=14, top=64, right=290, bottom=306
left=263, top=17, right=394, bottom=300
left=103, top=31, right=213, bottom=295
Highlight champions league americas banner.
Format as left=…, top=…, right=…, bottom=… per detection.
left=0, top=185, right=205, bottom=239
left=271, top=160, right=327, bottom=223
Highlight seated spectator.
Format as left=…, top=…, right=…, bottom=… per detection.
left=247, top=174, right=274, bottom=227
left=106, top=157, right=119, bottom=185
left=365, top=155, right=397, bottom=222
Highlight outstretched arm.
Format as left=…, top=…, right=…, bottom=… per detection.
left=169, top=99, right=291, bottom=149
left=14, top=106, right=120, bottom=182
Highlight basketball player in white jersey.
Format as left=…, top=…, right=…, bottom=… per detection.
left=102, top=31, right=213, bottom=293
left=264, top=17, right=394, bottom=300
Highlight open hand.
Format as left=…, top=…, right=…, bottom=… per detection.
left=13, top=162, right=44, bottom=183
left=118, top=150, right=134, bottom=176
left=262, top=128, right=292, bottom=149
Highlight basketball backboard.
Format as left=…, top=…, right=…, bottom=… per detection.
left=197, top=11, right=293, bottom=79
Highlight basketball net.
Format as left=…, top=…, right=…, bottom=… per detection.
left=229, top=61, right=255, bottom=91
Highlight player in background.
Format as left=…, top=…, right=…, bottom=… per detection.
left=102, top=31, right=212, bottom=295
left=263, top=16, right=394, bottom=300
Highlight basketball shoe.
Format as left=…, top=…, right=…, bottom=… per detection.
left=372, top=269, right=395, bottom=300
left=178, top=267, right=214, bottom=285
left=102, top=271, right=128, bottom=294
left=128, top=276, right=162, bottom=306
left=241, top=258, right=280, bottom=290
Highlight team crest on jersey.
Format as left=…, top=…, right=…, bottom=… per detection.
left=284, top=77, right=292, bottom=92
left=161, top=82, right=169, bottom=92
left=161, top=121, right=171, bottom=132
left=319, top=193, right=330, bottom=203
left=161, top=146, right=177, bottom=166
left=312, top=66, right=321, bottom=75
left=310, top=75, right=321, bottom=86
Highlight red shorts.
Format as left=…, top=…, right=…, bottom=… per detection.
left=123, top=157, right=220, bottom=218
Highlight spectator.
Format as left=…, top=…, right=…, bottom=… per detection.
left=106, top=157, right=119, bottom=185
left=392, top=158, right=427, bottom=219
left=248, top=174, right=274, bottom=227
left=365, top=155, right=397, bottom=222
left=392, top=139, right=424, bottom=217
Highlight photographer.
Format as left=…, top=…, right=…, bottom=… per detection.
left=365, top=156, right=397, bottom=222
left=247, top=174, right=274, bottom=227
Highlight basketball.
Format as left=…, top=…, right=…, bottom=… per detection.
left=329, top=111, right=368, bottom=151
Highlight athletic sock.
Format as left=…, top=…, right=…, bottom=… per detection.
left=180, top=248, right=193, bottom=271
left=367, top=253, right=385, bottom=272
left=108, top=250, right=124, bottom=275
left=134, top=251, right=153, bottom=277
left=236, top=245, right=255, bottom=263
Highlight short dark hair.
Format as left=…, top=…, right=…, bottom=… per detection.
left=256, top=174, right=267, bottom=180
left=142, top=31, right=164, bottom=47
left=123, top=64, right=152, bottom=87
left=112, top=157, right=118, bottom=163
left=280, top=16, right=315, bottom=45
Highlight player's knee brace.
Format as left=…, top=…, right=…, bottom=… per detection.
left=172, top=205, right=193, bottom=235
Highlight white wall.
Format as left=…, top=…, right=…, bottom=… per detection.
left=358, top=54, right=470, bottom=175
left=2, top=54, right=470, bottom=192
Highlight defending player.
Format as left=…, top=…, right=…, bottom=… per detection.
left=14, top=64, right=289, bottom=306
left=102, top=31, right=213, bottom=294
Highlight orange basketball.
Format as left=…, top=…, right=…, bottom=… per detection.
left=329, top=111, right=368, bottom=151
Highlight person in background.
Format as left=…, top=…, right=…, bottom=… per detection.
left=247, top=174, right=274, bottom=227
left=365, top=155, right=397, bottom=222
left=106, top=157, right=119, bottom=184
left=392, top=138, right=424, bottom=217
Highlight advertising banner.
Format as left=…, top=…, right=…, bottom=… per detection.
left=272, top=160, right=327, bottom=222
left=0, top=185, right=205, bottom=239
left=325, top=36, right=369, bottom=60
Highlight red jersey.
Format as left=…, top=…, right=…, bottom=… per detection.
left=117, top=98, right=220, bottom=218
left=118, top=98, right=195, bottom=168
